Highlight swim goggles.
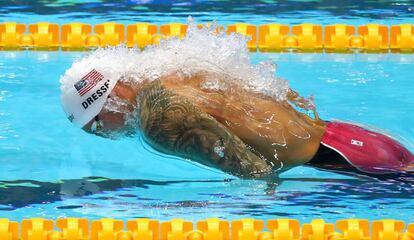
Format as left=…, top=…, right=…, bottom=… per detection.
left=90, top=95, right=114, bottom=133
left=90, top=115, right=104, bottom=133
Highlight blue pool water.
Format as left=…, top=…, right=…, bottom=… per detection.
left=1, top=0, right=414, bottom=223
left=1, top=51, right=414, bottom=222
left=1, top=0, right=414, bottom=26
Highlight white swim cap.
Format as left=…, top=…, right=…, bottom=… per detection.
left=60, top=65, right=119, bottom=128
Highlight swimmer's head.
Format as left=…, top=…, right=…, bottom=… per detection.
left=81, top=81, right=139, bottom=138
left=61, top=64, right=139, bottom=138
left=60, top=67, right=120, bottom=128
left=60, top=45, right=136, bottom=127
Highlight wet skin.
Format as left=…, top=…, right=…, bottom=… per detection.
left=83, top=72, right=326, bottom=178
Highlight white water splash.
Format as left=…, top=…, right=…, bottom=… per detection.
left=60, top=18, right=289, bottom=102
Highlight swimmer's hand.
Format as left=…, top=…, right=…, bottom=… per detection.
left=287, top=88, right=314, bottom=110
left=138, top=81, right=274, bottom=179
left=288, top=88, right=320, bottom=121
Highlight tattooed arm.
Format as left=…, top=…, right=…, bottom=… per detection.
left=137, top=81, right=275, bottom=179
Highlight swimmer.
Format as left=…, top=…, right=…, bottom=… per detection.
left=60, top=27, right=414, bottom=179
left=60, top=69, right=414, bottom=179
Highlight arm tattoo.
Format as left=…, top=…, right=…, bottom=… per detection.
left=137, top=81, right=274, bottom=178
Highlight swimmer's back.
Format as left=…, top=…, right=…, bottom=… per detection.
left=159, top=72, right=326, bottom=170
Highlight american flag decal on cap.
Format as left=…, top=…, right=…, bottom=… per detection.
left=74, top=69, right=104, bottom=96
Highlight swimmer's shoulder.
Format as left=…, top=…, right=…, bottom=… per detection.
left=137, top=80, right=208, bottom=151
